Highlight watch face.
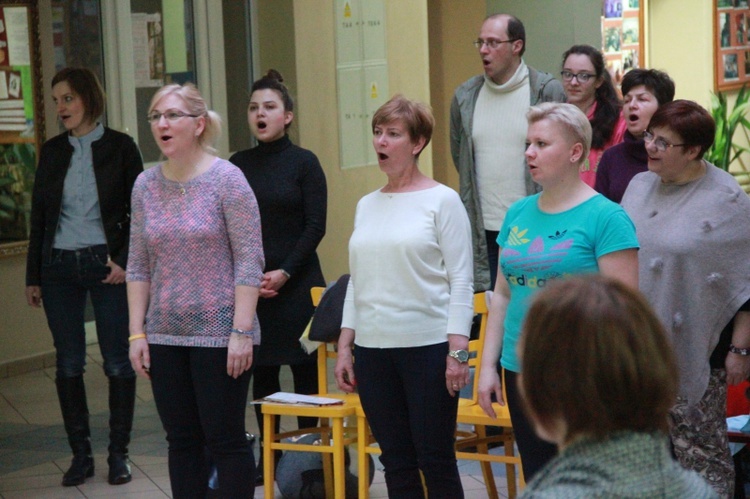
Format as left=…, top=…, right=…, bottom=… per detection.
left=452, top=350, right=469, bottom=363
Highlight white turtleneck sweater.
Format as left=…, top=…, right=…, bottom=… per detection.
left=472, top=62, right=531, bottom=231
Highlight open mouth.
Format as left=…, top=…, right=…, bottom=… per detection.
left=378, top=153, right=388, bottom=161
left=60, top=114, right=70, bottom=122
left=257, top=121, right=267, bottom=130
left=628, top=113, right=639, bottom=123
left=161, top=135, right=173, bottom=142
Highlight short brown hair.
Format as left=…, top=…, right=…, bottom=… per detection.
left=648, top=100, right=715, bottom=158
left=371, top=95, right=434, bottom=157
left=520, top=275, right=677, bottom=444
left=51, top=68, right=105, bottom=122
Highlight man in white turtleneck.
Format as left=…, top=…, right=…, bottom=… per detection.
left=450, top=14, right=565, bottom=292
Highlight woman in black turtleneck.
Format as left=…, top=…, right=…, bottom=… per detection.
left=229, top=69, right=327, bottom=485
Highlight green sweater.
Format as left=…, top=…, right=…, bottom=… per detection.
left=520, top=431, right=718, bottom=498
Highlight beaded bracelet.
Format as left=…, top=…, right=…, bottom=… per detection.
left=128, top=334, right=147, bottom=342
left=729, top=344, right=750, bottom=356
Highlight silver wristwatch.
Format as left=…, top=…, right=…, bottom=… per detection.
left=448, top=349, right=469, bottom=363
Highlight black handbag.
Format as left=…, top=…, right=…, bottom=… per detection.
left=308, top=274, right=350, bottom=342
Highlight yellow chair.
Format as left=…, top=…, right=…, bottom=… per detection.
left=260, top=287, right=359, bottom=498
left=454, top=292, right=524, bottom=499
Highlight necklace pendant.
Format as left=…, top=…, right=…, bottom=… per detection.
left=179, top=186, right=186, bottom=195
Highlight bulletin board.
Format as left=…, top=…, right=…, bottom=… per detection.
left=0, top=1, right=43, bottom=146
left=0, top=1, right=43, bottom=248
left=715, top=0, right=750, bottom=91
left=602, top=0, right=644, bottom=88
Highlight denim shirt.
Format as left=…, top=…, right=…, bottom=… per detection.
left=54, top=123, right=107, bottom=250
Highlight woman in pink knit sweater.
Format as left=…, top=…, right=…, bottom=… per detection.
left=127, top=83, right=264, bottom=498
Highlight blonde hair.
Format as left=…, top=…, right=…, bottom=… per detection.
left=149, top=83, right=222, bottom=153
left=527, top=102, right=592, bottom=163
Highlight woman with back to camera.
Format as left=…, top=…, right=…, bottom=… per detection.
left=595, top=68, right=675, bottom=203
left=477, top=102, right=639, bottom=482
left=517, top=275, right=718, bottom=498
left=335, top=95, right=474, bottom=498
left=127, top=83, right=264, bottom=498
left=229, top=69, right=327, bottom=485
left=25, top=67, right=143, bottom=487
left=621, top=100, right=750, bottom=497
left=560, top=44, right=626, bottom=187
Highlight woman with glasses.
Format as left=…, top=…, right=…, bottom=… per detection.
left=229, top=69, right=327, bottom=486
left=595, top=68, right=675, bottom=203
left=477, top=102, right=639, bottom=482
left=560, top=45, right=626, bottom=187
left=621, top=100, right=750, bottom=498
left=127, top=83, right=264, bottom=498
left=25, top=67, right=143, bottom=487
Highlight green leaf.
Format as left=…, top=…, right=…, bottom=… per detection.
left=0, top=193, right=16, bottom=210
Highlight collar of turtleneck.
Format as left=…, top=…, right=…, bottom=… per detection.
left=483, top=60, right=528, bottom=94
left=623, top=130, right=648, bottom=163
left=256, top=134, right=292, bottom=154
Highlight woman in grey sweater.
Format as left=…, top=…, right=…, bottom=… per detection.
left=622, top=100, right=750, bottom=497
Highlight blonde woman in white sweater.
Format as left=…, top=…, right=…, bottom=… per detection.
left=335, top=95, right=474, bottom=498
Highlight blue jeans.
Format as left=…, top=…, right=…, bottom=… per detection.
left=354, top=343, right=463, bottom=499
left=150, top=344, right=254, bottom=499
left=41, top=245, right=133, bottom=378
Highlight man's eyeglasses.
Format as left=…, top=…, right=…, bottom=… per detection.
left=147, top=110, right=199, bottom=123
left=473, top=38, right=517, bottom=50
left=643, top=131, right=688, bottom=152
left=560, top=70, right=596, bottom=83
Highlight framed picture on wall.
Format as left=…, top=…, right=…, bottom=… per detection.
left=601, top=0, right=644, bottom=90
left=715, top=0, right=750, bottom=90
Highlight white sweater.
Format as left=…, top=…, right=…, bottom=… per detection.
left=473, top=63, right=531, bottom=230
left=341, top=184, right=474, bottom=348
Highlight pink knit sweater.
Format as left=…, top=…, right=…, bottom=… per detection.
left=127, top=158, right=264, bottom=347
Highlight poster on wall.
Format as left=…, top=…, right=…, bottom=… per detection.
left=131, top=12, right=164, bottom=88
left=0, top=7, right=32, bottom=134
left=715, top=0, right=750, bottom=90
left=601, top=0, right=642, bottom=90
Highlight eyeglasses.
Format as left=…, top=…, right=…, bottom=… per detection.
left=146, top=110, right=199, bottom=123
left=643, top=131, right=688, bottom=152
left=473, top=38, right=517, bottom=49
left=560, top=70, right=596, bottom=83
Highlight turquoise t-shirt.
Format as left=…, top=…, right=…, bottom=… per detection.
left=498, top=193, right=639, bottom=373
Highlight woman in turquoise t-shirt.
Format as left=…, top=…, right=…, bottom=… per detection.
left=477, top=102, right=639, bottom=481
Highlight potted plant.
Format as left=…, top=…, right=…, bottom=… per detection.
left=705, top=85, right=750, bottom=193
left=0, top=143, right=36, bottom=241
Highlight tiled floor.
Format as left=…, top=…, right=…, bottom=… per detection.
left=0, top=344, right=515, bottom=498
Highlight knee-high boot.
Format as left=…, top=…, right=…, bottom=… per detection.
left=107, top=376, right=136, bottom=485
left=55, top=376, right=95, bottom=486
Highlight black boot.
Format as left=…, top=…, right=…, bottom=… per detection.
left=55, top=376, right=95, bottom=486
left=107, top=376, right=136, bottom=485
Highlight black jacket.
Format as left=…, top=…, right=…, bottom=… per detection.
left=26, top=128, right=143, bottom=285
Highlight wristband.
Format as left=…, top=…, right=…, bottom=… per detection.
left=729, top=344, right=750, bottom=356
left=280, top=269, right=291, bottom=279
left=231, top=328, right=255, bottom=338
left=128, top=334, right=147, bottom=342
